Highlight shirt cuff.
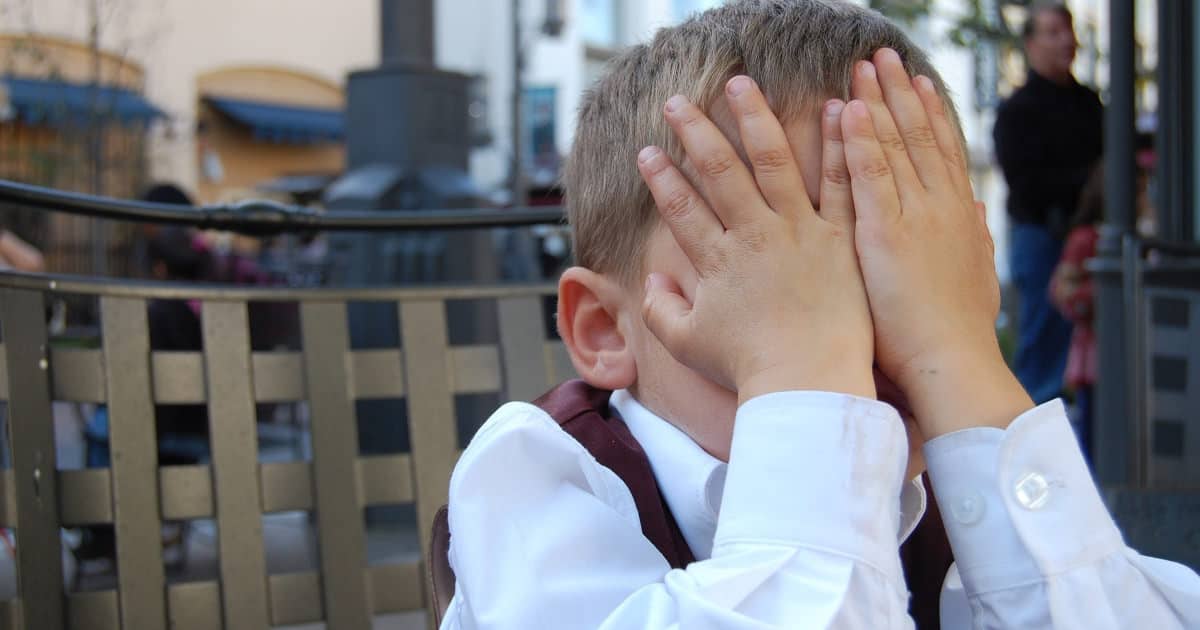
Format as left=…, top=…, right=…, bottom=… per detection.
left=714, top=391, right=909, bottom=580
left=923, top=400, right=1125, bottom=594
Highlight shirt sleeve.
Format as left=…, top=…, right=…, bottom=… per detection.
left=441, top=393, right=916, bottom=629
left=923, top=401, right=1200, bottom=629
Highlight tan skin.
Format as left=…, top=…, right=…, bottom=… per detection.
left=559, top=49, right=1033, bottom=481
left=557, top=85, right=876, bottom=465
left=1025, top=8, right=1078, bottom=86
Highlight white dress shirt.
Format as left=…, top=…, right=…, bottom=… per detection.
left=440, top=390, right=1200, bottom=629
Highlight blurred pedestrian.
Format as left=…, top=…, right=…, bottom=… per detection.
left=1049, top=163, right=1103, bottom=461
left=1050, top=143, right=1156, bottom=465
left=994, top=2, right=1103, bottom=404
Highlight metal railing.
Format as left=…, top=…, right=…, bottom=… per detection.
left=0, top=179, right=565, bottom=235
left=0, top=179, right=573, bottom=629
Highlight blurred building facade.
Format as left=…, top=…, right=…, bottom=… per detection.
left=0, top=0, right=378, bottom=204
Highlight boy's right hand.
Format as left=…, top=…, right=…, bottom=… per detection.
left=636, top=76, right=876, bottom=405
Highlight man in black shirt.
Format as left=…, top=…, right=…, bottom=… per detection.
left=993, top=3, right=1102, bottom=403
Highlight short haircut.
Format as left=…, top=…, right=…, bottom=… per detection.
left=563, top=0, right=964, bottom=284
left=1022, top=2, right=1074, bottom=40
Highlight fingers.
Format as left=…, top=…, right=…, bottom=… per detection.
left=841, top=100, right=901, bottom=226
left=637, top=146, right=724, bottom=274
left=872, top=48, right=950, bottom=190
left=664, top=94, right=762, bottom=228
left=851, top=60, right=921, bottom=201
left=913, top=74, right=974, bottom=203
left=724, top=76, right=813, bottom=223
left=641, top=272, right=693, bottom=358
left=976, top=200, right=996, bottom=256
left=819, top=99, right=854, bottom=227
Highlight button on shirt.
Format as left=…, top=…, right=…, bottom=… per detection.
left=441, top=391, right=1200, bottom=629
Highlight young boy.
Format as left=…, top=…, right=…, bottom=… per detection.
left=437, top=1, right=1200, bottom=627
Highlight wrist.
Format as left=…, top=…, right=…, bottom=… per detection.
left=895, top=341, right=1033, bottom=438
left=737, top=355, right=876, bottom=405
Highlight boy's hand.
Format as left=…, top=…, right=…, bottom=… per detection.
left=842, top=49, right=1033, bottom=436
left=637, top=76, right=875, bottom=405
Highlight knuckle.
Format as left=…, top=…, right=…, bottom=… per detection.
left=950, top=147, right=968, bottom=169
left=854, top=158, right=893, bottom=181
left=822, top=164, right=851, bottom=186
left=877, top=131, right=907, bottom=154
left=750, top=147, right=792, bottom=174
left=660, top=188, right=695, bottom=220
left=698, top=247, right=729, bottom=276
left=698, top=153, right=738, bottom=179
left=901, top=124, right=938, bottom=149
left=740, top=228, right=769, bottom=254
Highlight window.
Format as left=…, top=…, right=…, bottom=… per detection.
left=580, top=0, right=619, bottom=47
left=672, top=0, right=722, bottom=22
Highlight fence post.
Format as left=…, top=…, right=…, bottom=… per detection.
left=300, top=302, right=372, bottom=629
left=100, top=296, right=167, bottom=629
left=1, top=288, right=65, bottom=630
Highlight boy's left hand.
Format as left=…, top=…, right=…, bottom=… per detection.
left=841, top=49, right=1032, bottom=437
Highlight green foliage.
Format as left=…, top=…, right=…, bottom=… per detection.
left=872, top=0, right=1031, bottom=53
left=946, top=0, right=1021, bottom=50
left=869, top=0, right=935, bottom=26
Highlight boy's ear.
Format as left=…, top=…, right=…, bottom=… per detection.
left=557, top=266, right=637, bottom=391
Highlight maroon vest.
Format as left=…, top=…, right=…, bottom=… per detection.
left=430, top=379, right=951, bottom=628
left=533, top=379, right=697, bottom=568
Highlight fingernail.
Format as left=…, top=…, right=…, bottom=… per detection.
left=825, top=99, right=845, bottom=118
left=859, top=61, right=876, bottom=78
left=914, top=75, right=933, bottom=92
left=727, top=75, right=752, bottom=97
left=638, top=146, right=661, bottom=164
left=847, top=100, right=868, bottom=117
left=665, top=94, right=687, bottom=113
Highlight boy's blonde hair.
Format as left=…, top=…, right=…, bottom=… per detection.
left=563, top=0, right=963, bottom=283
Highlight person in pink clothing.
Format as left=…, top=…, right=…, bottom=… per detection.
left=1049, top=164, right=1102, bottom=460
left=1050, top=148, right=1155, bottom=464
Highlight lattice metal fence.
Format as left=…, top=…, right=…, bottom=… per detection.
left=1145, top=287, right=1200, bottom=485
left=0, top=176, right=571, bottom=629
left=0, top=275, right=575, bottom=629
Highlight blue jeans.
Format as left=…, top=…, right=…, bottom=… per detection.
left=1072, top=385, right=1093, bottom=465
left=1010, top=222, right=1073, bottom=404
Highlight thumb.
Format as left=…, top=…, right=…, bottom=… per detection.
left=975, top=200, right=995, bottom=255
left=641, top=272, right=693, bottom=353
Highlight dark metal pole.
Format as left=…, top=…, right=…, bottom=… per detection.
left=1156, top=1, right=1193, bottom=242
left=88, top=0, right=107, bottom=276
left=380, top=0, right=434, bottom=66
left=1093, top=0, right=1137, bottom=486
left=511, top=0, right=528, bottom=207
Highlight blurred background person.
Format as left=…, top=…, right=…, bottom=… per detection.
left=0, top=227, right=45, bottom=272
left=1050, top=163, right=1103, bottom=464
left=78, top=184, right=212, bottom=569
left=993, top=2, right=1103, bottom=404
left=1050, top=138, right=1157, bottom=467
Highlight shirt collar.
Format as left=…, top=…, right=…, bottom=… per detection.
left=611, top=389, right=927, bottom=561
left=1027, top=68, right=1079, bottom=92
left=611, top=389, right=726, bottom=559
